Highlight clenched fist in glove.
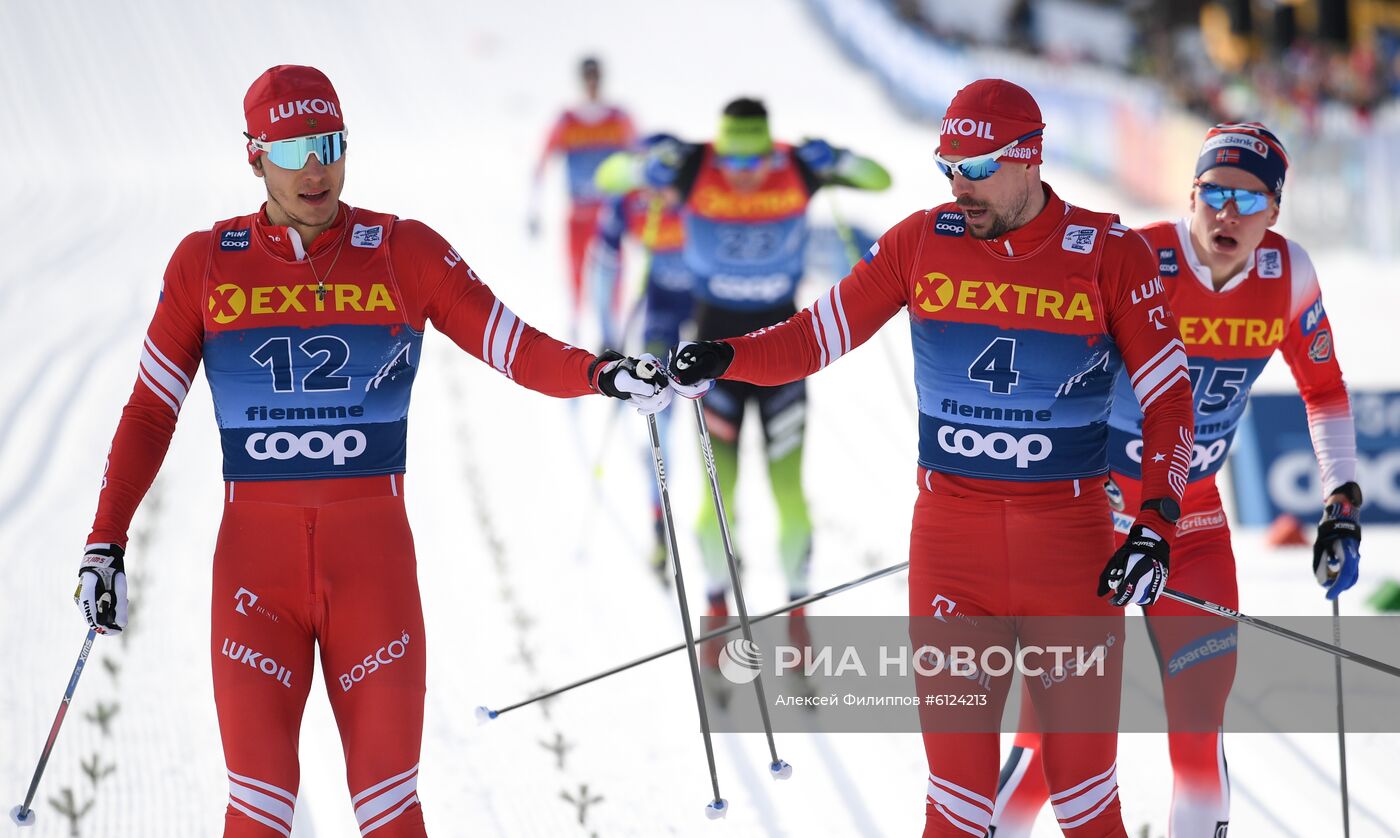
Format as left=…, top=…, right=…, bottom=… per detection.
left=666, top=340, right=734, bottom=398
left=591, top=350, right=673, bottom=415
left=1314, top=481, right=1362, bottom=600
left=75, top=543, right=127, bottom=634
left=1098, top=524, right=1169, bottom=607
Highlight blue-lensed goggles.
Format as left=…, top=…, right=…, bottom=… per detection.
left=1195, top=181, right=1273, bottom=216
left=716, top=153, right=767, bottom=172
left=248, top=130, right=348, bottom=170
left=934, top=130, right=1042, bottom=181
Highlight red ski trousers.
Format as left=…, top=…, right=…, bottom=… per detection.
left=212, top=475, right=427, bottom=837
left=909, top=470, right=1127, bottom=837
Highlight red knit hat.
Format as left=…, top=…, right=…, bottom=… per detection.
left=244, top=65, right=344, bottom=161
left=938, top=79, right=1045, bottom=165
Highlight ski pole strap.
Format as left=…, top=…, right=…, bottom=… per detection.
left=1161, top=588, right=1400, bottom=679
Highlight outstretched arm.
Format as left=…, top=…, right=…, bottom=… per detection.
left=794, top=140, right=893, bottom=193
left=677, top=211, right=920, bottom=388
left=392, top=220, right=596, bottom=397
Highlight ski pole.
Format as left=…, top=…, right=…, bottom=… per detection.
left=1332, top=597, right=1351, bottom=837
left=1160, top=587, right=1400, bottom=678
left=10, top=629, right=98, bottom=827
left=692, top=397, right=792, bottom=780
left=646, top=404, right=726, bottom=819
left=477, top=560, right=908, bottom=717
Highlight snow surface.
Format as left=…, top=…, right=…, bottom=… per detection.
left=2, top=1, right=1398, bottom=836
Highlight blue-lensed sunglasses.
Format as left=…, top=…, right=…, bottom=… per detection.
left=934, top=130, right=1042, bottom=181
left=716, top=153, right=767, bottom=172
left=1195, top=181, right=1273, bottom=216
left=247, top=130, right=348, bottom=170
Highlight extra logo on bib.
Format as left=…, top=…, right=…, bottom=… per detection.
left=1061, top=225, right=1097, bottom=254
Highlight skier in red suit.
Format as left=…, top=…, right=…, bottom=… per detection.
left=990, top=123, right=1362, bottom=837
left=72, top=65, right=668, bottom=837
left=528, top=56, right=636, bottom=338
left=667, top=79, right=1195, bottom=837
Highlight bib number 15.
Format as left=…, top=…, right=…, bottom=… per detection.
left=968, top=337, right=1020, bottom=394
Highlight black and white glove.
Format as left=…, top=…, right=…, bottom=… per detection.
left=590, top=350, right=673, bottom=415
left=667, top=340, right=734, bottom=398
left=75, top=543, right=128, bottom=635
left=1314, top=482, right=1362, bottom=600
left=1098, top=525, right=1169, bottom=607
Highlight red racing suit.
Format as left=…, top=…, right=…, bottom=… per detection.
left=993, top=221, right=1355, bottom=837
left=716, top=187, right=1195, bottom=837
left=534, top=103, right=636, bottom=311
left=87, top=204, right=597, bottom=837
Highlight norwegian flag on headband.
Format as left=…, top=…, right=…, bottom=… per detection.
left=1195, top=121, right=1290, bottom=195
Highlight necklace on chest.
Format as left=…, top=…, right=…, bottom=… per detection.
left=305, top=211, right=353, bottom=302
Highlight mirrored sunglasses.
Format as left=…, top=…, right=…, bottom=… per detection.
left=934, top=130, right=1042, bottom=181
left=1195, top=181, right=1273, bottom=216
left=248, top=130, right=348, bottom=171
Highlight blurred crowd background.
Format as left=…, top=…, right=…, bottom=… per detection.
left=823, top=0, right=1400, bottom=254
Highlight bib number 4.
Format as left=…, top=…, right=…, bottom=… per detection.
left=968, top=337, right=1020, bottom=394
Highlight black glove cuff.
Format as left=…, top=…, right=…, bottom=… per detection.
left=713, top=340, right=735, bottom=373
left=1329, top=481, right=1363, bottom=507
left=588, top=349, right=627, bottom=394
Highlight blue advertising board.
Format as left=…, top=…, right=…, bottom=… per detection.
left=1231, top=391, right=1400, bottom=525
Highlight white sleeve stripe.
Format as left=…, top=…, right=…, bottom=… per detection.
left=485, top=301, right=520, bottom=376
left=137, top=368, right=181, bottom=416
left=143, top=337, right=191, bottom=389
left=483, top=300, right=502, bottom=367
left=813, top=295, right=833, bottom=369
left=812, top=286, right=851, bottom=371
left=140, top=347, right=189, bottom=405
left=1132, top=349, right=1189, bottom=404
left=1139, top=368, right=1191, bottom=411
left=503, top=317, right=524, bottom=380
left=1130, top=339, right=1186, bottom=386
left=833, top=284, right=852, bottom=355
